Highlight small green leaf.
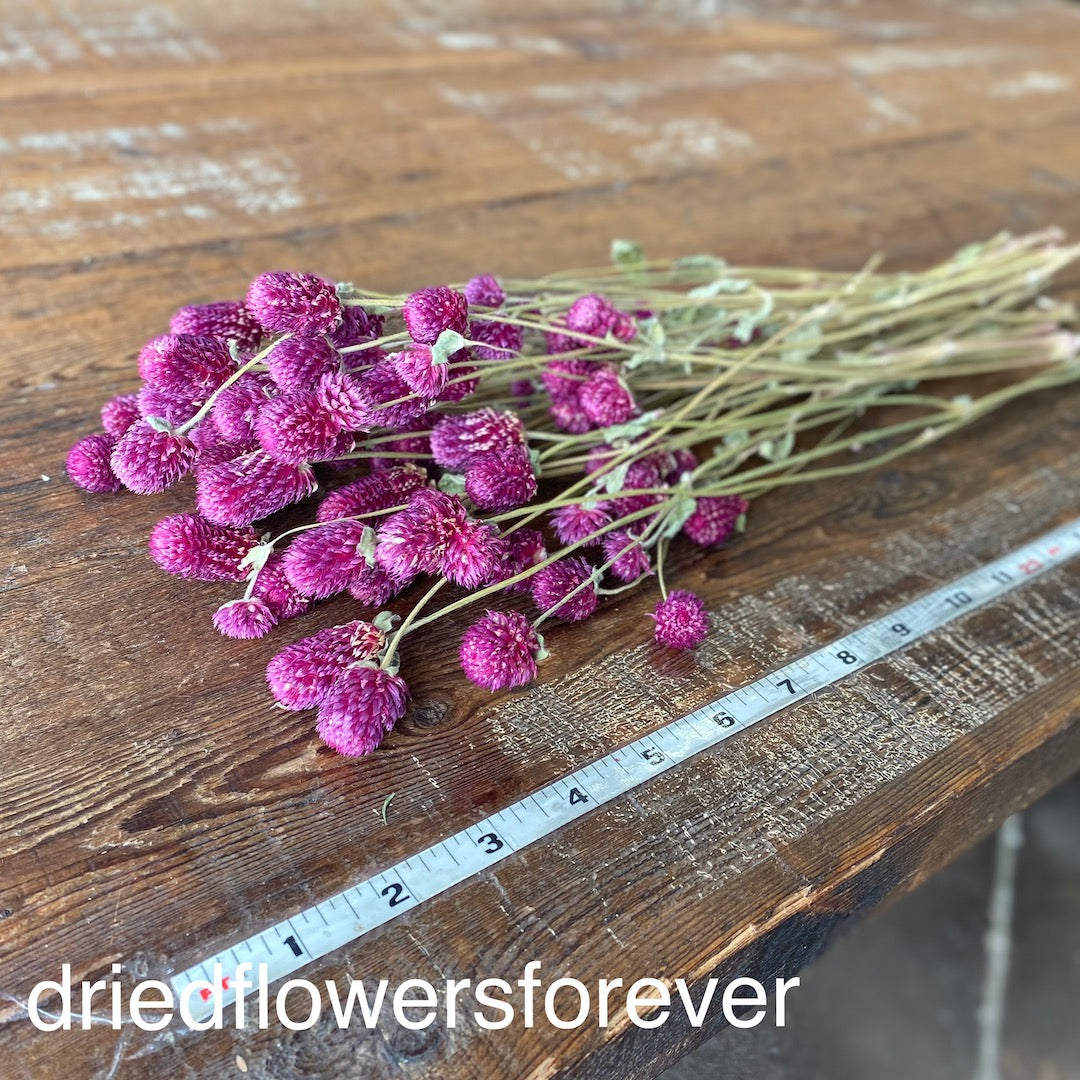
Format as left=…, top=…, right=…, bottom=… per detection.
left=240, top=542, right=274, bottom=574
left=437, top=471, right=466, bottom=495
left=661, top=491, right=697, bottom=539
left=611, top=238, right=645, bottom=272
left=372, top=610, right=399, bottom=633
left=379, top=792, right=397, bottom=825
left=358, top=525, right=378, bottom=567
left=534, top=630, right=549, bottom=662
left=431, top=329, right=465, bottom=366
left=758, top=429, right=795, bottom=461
left=596, top=460, right=632, bottom=495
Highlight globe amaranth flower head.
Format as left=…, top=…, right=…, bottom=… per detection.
left=374, top=489, right=469, bottom=581
left=356, top=361, right=431, bottom=429
left=652, top=590, right=709, bottom=650
left=491, top=528, right=546, bottom=593
left=148, top=513, right=259, bottom=582
left=460, top=610, right=542, bottom=691
left=266, top=335, right=339, bottom=392
left=579, top=367, right=638, bottom=428
left=246, top=272, right=342, bottom=336
left=66, top=434, right=122, bottom=493
left=211, top=373, right=272, bottom=444
left=316, top=463, right=430, bottom=523
left=267, top=620, right=386, bottom=710
left=603, top=530, right=653, bottom=583
left=255, top=389, right=343, bottom=465
left=252, top=552, right=312, bottom=620
left=316, top=664, right=410, bottom=757
left=464, top=274, right=504, bottom=308
left=550, top=500, right=611, bottom=546
left=441, top=519, right=503, bottom=588
left=137, top=334, right=234, bottom=398
left=282, top=519, right=374, bottom=599
left=170, top=300, right=262, bottom=353
left=402, top=285, right=468, bottom=345
left=531, top=556, right=599, bottom=622
left=389, top=344, right=449, bottom=399
left=110, top=419, right=198, bottom=494
left=682, top=495, right=748, bottom=547
left=331, top=304, right=385, bottom=348
left=464, top=445, right=537, bottom=512
left=100, top=394, right=141, bottom=439
left=429, top=408, right=525, bottom=469
left=469, top=319, right=523, bottom=361
left=197, top=450, right=318, bottom=527
left=213, top=597, right=278, bottom=639
left=348, top=563, right=409, bottom=607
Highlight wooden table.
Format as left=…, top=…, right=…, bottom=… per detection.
left=3, top=1, right=1079, bottom=1076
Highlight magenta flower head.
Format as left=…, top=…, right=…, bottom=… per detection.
left=252, top=552, right=312, bottom=619
left=148, top=513, right=258, bottom=582
left=331, top=305, right=385, bottom=348
left=531, top=556, right=599, bottom=622
left=460, top=610, right=542, bottom=691
left=282, top=519, right=373, bottom=599
left=137, top=334, right=233, bottom=397
left=66, top=433, right=122, bottom=493
left=110, top=419, right=198, bottom=494
left=246, top=272, right=342, bottom=336
left=603, top=529, right=652, bottom=582
left=667, top=448, right=699, bottom=482
left=267, top=620, right=387, bottom=710
left=100, top=394, right=141, bottom=438
left=389, top=344, right=448, bottom=398
left=469, top=319, right=523, bottom=361
left=429, top=408, right=525, bottom=469
left=266, top=336, right=339, bottom=392
left=197, top=450, right=317, bottom=526
left=210, top=373, right=272, bottom=443
left=137, top=385, right=201, bottom=427
left=464, top=274, right=504, bottom=308
left=374, top=489, right=468, bottom=580
left=212, top=597, right=278, bottom=639
left=315, top=369, right=369, bottom=429
left=465, top=445, right=537, bottom=512
left=541, top=358, right=600, bottom=403
left=652, top=590, right=709, bottom=650
left=548, top=399, right=591, bottom=435
left=316, top=664, right=410, bottom=757
left=347, top=563, right=408, bottom=607
left=170, top=300, right=262, bottom=352
left=357, top=361, right=430, bottom=429
left=491, top=527, right=547, bottom=593
left=579, top=368, right=638, bottom=428
left=551, top=500, right=611, bottom=546
left=442, top=519, right=502, bottom=588
left=682, top=495, right=748, bottom=547
left=317, top=463, right=429, bottom=523
left=402, top=285, right=468, bottom=345
left=255, top=390, right=342, bottom=465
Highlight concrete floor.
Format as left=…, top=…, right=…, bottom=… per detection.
left=664, top=776, right=1080, bottom=1080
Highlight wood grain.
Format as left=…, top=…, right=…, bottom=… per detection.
left=1, top=1, right=1079, bottom=1077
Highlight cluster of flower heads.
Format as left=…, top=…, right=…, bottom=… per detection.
left=67, top=270, right=747, bottom=758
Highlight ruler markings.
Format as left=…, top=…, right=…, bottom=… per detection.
left=173, top=519, right=1080, bottom=1017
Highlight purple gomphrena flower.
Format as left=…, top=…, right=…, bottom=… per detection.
left=211, top=373, right=272, bottom=443
left=551, top=500, right=611, bottom=546
left=464, top=274, right=504, bottom=308
left=374, top=490, right=468, bottom=580
left=465, top=445, right=537, bottom=513
left=137, top=334, right=233, bottom=397
left=437, top=352, right=479, bottom=403
left=429, top=408, right=525, bottom=469
left=66, top=433, right=122, bottom=493
left=441, top=520, right=502, bottom=588
left=511, top=378, right=534, bottom=402
left=603, top=529, right=652, bottom=583
left=614, top=456, right=668, bottom=516
left=197, top=451, right=317, bottom=526
left=544, top=318, right=578, bottom=355
left=682, top=495, right=748, bottom=548
left=531, top=556, right=599, bottom=622
left=612, top=312, right=637, bottom=342
left=170, top=300, right=262, bottom=352
left=282, top=520, right=373, bottom=599
left=585, top=443, right=618, bottom=476
left=100, top=394, right=141, bottom=438
left=357, top=361, right=430, bottom=429
left=266, top=336, right=339, bottom=392
left=460, top=610, right=541, bottom=691
left=548, top=399, right=592, bottom=435
left=316, top=665, right=410, bottom=757
left=469, top=319, right=523, bottom=361
left=490, top=528, right=547, bottom=594
left=246, top=272, right=342, bottom=336
left=110, top=420, right=198, bottom=494
left=315, top=369, right=369, bottom=429
left=566, top=293, right=619, bottom=339
left=667, top=448, right=699, bottom=482
left=331, top=305, right=385, bottom=348
left=267, top=620, right=387, bottom=710
left=541, top=358, right=601, bottom=403
left=652, top=590, right=709, bottom=650
left=213, top=597, right=278, bottom=639
left=317, top=463, right=429, bottom=522
left=255, top=390, right=342, bottom=465
left=252, top=552, right=312, bottom=619
left=137, top=386, right=202, bottom=427
left=579, top=368, right=638, bottom=428
left=347, top=563, right=408, bottom=607
left=389, top=344, right=448, bottom=398
left=402, top=286, right=468, bottom=345
left=148, top=513, right=258, bottom=582
left=194, top=437, right=252, bottom=472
